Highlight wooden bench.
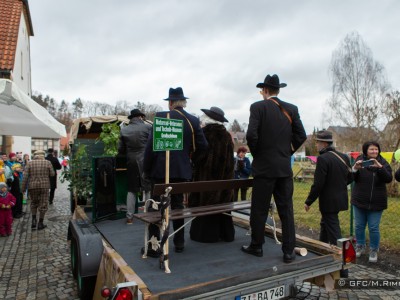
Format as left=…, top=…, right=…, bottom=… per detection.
left=133, top=178, right=278, bottom=273
left=133, top=179, right=253, bottom=224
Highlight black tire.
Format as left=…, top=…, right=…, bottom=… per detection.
left=70, top=237, right=78, bottom=279
left=77, top=267, right=97, bottom=300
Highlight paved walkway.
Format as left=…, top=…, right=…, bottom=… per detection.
left=0, top=181, right=79, bottom=300
left=0, top=179, right=399, bottom=299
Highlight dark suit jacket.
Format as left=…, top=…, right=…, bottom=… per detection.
left=143, top=107, right=208, bottom=181
left=118, top=118, right=152, bottom=192
left=305, top=147, right=354, bottom=213
left=246, top=97, right=306, bottom=178
left=46, top=154, right=62, bottom=189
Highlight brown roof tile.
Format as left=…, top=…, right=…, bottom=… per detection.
left=0, top=0, right=32, bottom=71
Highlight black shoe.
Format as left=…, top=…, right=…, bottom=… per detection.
left=14, top=214, right=23, bottom=219
left=340, top=269, right=349, bottom=278
left=49, top=201, right=53, bottom=205
left=241, top=245, right=263, bottom=257
left=141, top=247, right=160, bottom=258
left=283, top=253, right=296, bottom=263
left=31, top=217, right=37, bottom=230
left=37, top=223, right=47, bottom=230
left=175, top=246, right=185, bottom=253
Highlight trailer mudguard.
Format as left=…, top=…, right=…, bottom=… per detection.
left=69, top=219, right=103, bottom=277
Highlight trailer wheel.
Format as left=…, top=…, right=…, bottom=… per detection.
left=77, top=267, right=96, bottom=299
left=70, top=237, right=78, bottom=279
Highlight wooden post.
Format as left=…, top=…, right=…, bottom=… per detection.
left=163, top=113, right=171, bottom=273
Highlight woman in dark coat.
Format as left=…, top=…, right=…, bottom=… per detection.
left=351, top=141, right=392, bottom=263
left=188, top=107, right=235, bottom=243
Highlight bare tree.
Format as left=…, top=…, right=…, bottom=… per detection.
left=134, top=101, right=162, bottom=121
left=229, top=119, right=243, bottom=132
left=83, top=101, right=99, bottom=116
left=72, top=98, right=84, bottom=119
left=328, top=31, right=389, bottom=142
left=113, top=100, right=131, bottom=115
left=381, top=90, right=400, bottom=149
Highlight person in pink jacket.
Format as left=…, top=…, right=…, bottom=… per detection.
left=0, top=182, right=16, bottom=236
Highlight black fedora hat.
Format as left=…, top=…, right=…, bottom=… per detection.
left=128, top=109, right=145, bottom=119
left=256, top=74, right=287, bottom=89
left=315, top=130, right=333, bottom=142
left=201, top=106, right=228, bottom=123
left=164, top=87, right=189, bottom=101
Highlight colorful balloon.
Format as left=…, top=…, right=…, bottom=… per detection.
left=395, top=149, right=400, bottom=162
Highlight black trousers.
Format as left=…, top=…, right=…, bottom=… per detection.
left=148, top=178, right=185, bottom=247
left=11, top=192, right=23, bottom=216
left=49, top=175, right=57, bottom=203
left=234, top=187, right=248, bottom=201
left=319, top=213, right=342, bottom=245
left=250, top=176, right=295, bottom=254
left=49, top=188, right=56, bottom=203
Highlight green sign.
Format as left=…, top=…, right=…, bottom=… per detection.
left=153, top=117, right=183, bottom=151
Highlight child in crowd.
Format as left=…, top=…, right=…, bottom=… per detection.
left=11, top=164, right=24, bottom=219
left=0, top=182, right=16, bottom=236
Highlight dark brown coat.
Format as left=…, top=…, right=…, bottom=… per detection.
left=188, top=123, right=235, bottom=243
left=188, top=124, right=234, bottom=207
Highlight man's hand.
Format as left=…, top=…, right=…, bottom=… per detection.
left=304, top=204, right=311, bottom=212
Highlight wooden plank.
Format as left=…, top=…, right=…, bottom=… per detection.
left=133, top=200, right=251, bottom=223
left=153, top=179, right=253, bottom=196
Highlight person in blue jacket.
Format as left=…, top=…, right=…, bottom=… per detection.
left=233, top=146, right=251, bottom=201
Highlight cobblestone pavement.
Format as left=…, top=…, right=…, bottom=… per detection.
left=1, top=179, right=399, bottom=299
left=0, top=180, right=79, bottom=300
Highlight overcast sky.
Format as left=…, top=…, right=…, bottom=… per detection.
left=28, top=0, right=400, bottom=133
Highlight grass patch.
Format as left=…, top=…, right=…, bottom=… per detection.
left=246, top=176, right=400, bottom=250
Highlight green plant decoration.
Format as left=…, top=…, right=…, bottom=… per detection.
left=97, top=123, right=121, bottom=156
left=60, top=143, right=92, bottom=205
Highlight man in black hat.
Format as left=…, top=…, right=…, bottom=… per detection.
left=45, top=148, right=62, bottom=205
left=118, top=109, right=152, bottom=224
left=243, top=74, right=307, bottom=263
left=143, top=87, right=208, bottom=254
left=304, top=130, right=353, bottom=253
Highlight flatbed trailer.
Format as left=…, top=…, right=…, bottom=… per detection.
left=69, top=204, right=354, bottom=300
left=66, top=119, right=355, bottom=299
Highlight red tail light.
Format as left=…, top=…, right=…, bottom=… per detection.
left=101, top=286, right=112, bottom=298
left=341, top=239, right=356, bottom=264
left=114, top=287, right=133, bottom=300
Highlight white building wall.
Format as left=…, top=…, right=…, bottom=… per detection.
left=9, top=11, right=34, bottom=153
left=12, top=136, right=31, bottom=155
left=12, top=11, right=32, bottom=96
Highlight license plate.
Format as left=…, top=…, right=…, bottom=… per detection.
left=235, top=285, right=285, bottom=300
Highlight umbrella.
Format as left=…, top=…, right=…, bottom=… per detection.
left=0, top=79, right=66, bottom=138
